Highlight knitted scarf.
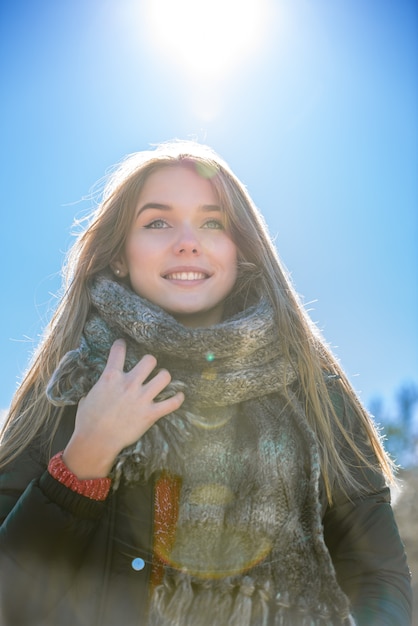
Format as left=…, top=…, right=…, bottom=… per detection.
left=47, top=273, right=354, bottom=626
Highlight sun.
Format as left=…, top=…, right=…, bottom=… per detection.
left=142, top=0, right=272, bottom=81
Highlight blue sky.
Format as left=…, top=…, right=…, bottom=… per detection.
left=1, top=0, right=417, bottom=421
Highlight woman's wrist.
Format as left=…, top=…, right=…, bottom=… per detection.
left=62, top=432, right=116, bottom=479
left=48, top=451, right=112, bottom=501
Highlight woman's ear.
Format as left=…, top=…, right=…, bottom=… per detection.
left=111, top=257, right=129, bottom=278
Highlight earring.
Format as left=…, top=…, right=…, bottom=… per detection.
left=115, top=268, right=121, bottom=276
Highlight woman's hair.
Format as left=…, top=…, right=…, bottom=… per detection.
left=0, top=140, right=393, bottom=501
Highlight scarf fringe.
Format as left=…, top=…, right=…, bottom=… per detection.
left=149, top=575, right=194, bottom=626
left=149, top=576, right=353, bottom=626
left=256, top=582, right=271, bottom=626
left=46, top=338, right=98, bottom=406
left=208, top=581, right=235, bottom=625
left=183, top=582, right=215, bottom=626
left=228, top=576, right=255, bottom=626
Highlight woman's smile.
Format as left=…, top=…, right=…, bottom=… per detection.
left=162, top=267, right=211, bottom=283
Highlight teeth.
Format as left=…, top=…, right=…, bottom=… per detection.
left=166, top=272, right=206, bottom=280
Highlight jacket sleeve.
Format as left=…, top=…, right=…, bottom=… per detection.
left=322, top=388, right=412, bottom=626
left=323, top=485, right=412, bottom=625
left=0, top=411, right=110, bottom=625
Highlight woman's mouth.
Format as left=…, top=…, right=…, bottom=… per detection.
left=163, top=271, right=208, bottom=281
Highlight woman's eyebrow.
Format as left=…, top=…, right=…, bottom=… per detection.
left=136, top=202, right=170, bottom=217
left=135, top=203, right=222, bottom=218
left=201, top=204, right=222, bottom=212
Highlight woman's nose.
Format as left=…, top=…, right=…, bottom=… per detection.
left=174, top=225, right=200, bottom=255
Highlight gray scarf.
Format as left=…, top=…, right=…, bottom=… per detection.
left=47, top=273, right=354, bottom=625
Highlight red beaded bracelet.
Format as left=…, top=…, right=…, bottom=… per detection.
left=48, top=451, right=112, bottom=501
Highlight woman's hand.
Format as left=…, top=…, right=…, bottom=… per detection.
left=62, top=339, right=184, bottom=479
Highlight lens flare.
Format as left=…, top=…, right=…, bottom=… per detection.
left=153, top=476, right=273, bottom=579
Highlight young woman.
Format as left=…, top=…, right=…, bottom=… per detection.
left=0, top=141, right=412, bottom=625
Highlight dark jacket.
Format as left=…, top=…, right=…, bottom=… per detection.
left=0, top=407, right=412, bottom=626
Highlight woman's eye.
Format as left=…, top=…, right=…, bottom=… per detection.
left=144, top=219, right=169, bottom=229
left=202, top=218, right=224, bottom=230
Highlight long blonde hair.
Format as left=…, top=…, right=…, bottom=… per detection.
left=0, top=140, right=393, bottom=501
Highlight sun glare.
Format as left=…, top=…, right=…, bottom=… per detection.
left=143, top=0, right=271, bottom=81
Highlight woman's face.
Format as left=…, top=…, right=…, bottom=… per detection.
left=115, top=164, right=238, bottom=327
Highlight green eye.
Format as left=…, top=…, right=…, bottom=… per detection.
left=203, top=219, right=224, bottom=230
left=144, top=219, right=169, bottom=229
